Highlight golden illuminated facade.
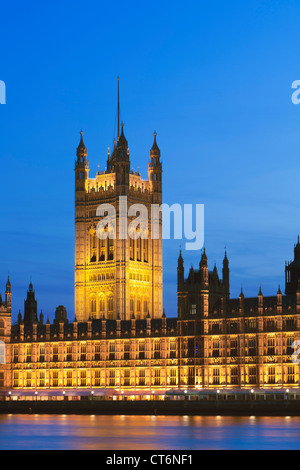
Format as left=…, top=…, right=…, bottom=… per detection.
left=0, top=99, right=299, bottom=396
left=1, top=240, right=299, bottom=395
left=177, top=247, right=300, bottom=389
left=75, top=122, right=162, bottom=322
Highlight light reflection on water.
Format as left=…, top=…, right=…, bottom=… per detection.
left=0, top=414, right=299, bottom=450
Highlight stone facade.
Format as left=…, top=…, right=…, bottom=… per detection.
left=74, top=126, right=163, bottom=322
left=0, top=111, right=299, bottom=394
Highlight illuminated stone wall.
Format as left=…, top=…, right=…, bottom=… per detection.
left=74, top=129, right=163, bottom=322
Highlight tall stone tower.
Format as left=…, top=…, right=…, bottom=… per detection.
left=74, top=88, right=163, bottom=322
left=0, top=277, right=12, bottom=340
left=0, top=278, right=12, bottom=388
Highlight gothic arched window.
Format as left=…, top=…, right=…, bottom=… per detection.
left=99, top=295, right=105, bottom=317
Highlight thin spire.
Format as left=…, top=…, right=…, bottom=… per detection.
left=117, top=77, right=120, bottom=140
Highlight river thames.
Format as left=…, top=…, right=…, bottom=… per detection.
left=0, top=414, right=299, bottom=450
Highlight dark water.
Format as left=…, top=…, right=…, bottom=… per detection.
left=0, top=414, right=299, bottom=450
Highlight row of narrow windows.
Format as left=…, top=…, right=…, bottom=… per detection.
left=13, top=341, right=177, bottom=363
left=211, top=366, right=296, bottom=385
left=90, top=235, right=114, bottom=262
left=90, top=294, right=113, bottom=318
left=89, top=272, right=114, bottom=282
left=129, top=272, right=150, bottom=282
left=210, top=336, right=294, bottom=357
left=130, top=295, right=150, bottom=317
left=130, top=237, right=148, bottom=262
left=13, top=369, right=176, bottom=388
left=89, top=235, right=149, bottom=263
left=12, top=366, right=297, bottom=388
left=89, top=272, right=149, bottom=282
left=90, top=295, right=150, bottom=320
left=208, top=319, right=296, bottom=333
left=14, top=335, right=296, bottom=359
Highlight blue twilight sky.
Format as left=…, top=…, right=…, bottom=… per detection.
left=0, top=0, right=300, bottom=323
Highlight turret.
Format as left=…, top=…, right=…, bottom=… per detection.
left=200, top=248, right=209, bottom=317
left=177, top=249, right=184, bottom=290
left=75, top=130, right=89, bottom=191
left=148, top=132, right=162, bottom=196
left=5, top=276, right=11, bottom=310
left=0, top=277, right=12, bottom=343
left=222, top=250, right=230, bottom=298
left=277, top=285, right=282, bottom=313
left=46, top=316, right=50, bottom=341
left=200, top=248, right=208, bottom=287
left=54, top=305, right=68, bottom=324
left=294, top=235, right=300, bottom=261
left=239, top=288, right=244, bottom=315
left=258, top=286, right=263, bottom=315
left=23, top=281, right=38, bottom=325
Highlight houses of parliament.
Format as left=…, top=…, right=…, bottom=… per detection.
left=0, top=93, right=299, bottom=398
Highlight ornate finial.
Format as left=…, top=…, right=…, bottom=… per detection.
left=150, top=131, right=160, bottom=156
